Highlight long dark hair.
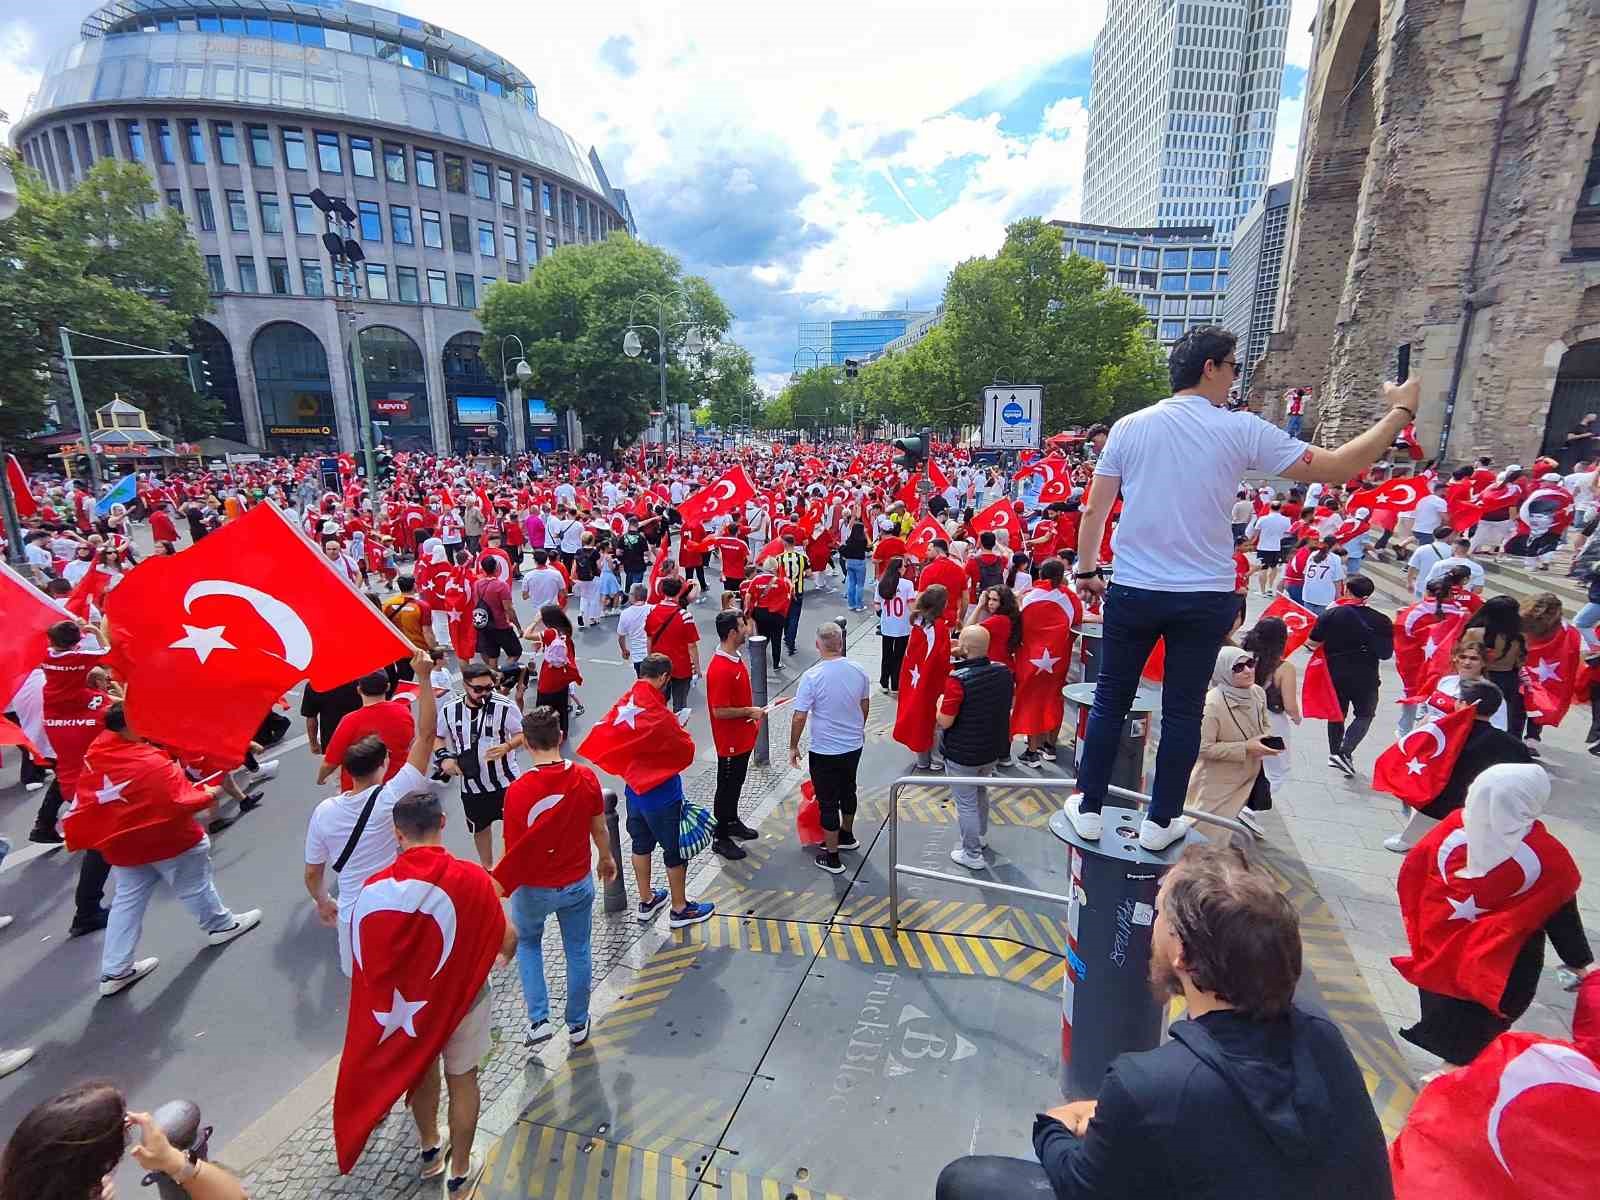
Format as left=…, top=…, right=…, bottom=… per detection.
left=0, top=1082, right=126, bottom=1200
left=1311, top=536, right=1334, bottom=564
left=539, top=603, right=573, bottom=637
left=1464, top=595, right=1523, bottom=648
left=878, top=555, right=904, bottom=601
left=1242, top=617, right=1287, bottom=687
left=984, top=586, right=1025, bottom=654
left=1005, top=552, right=1029, bottom=590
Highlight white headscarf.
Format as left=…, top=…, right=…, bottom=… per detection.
left=1460, top=763, right=1550, bottom=878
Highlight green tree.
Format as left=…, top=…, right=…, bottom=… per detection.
left=700, top=344, right=761, bottom=431
left=774, top=366, right=862, bottom=436
left=0, top=155, right=212, bottom=440
left=478, top=235, right=739, bottom=451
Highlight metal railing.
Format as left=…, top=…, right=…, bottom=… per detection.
left=887, top=774, right=1250, bottom=933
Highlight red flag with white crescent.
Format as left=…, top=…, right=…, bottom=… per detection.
left=1010, top=586, right=1080, bottom=737
left=1259, top=595, right=1317, bottom=655
left=577, top=679, right=695, bottom=794
left=105, top=503, right=413, bottom=762
left=64, top=563, right=118, bottom=620
left=677, top=465, right=757, bottom=526
left=968, top=498, right=1023, bottom=549
left=1371, top=703, right=1476, bottom=807
left=902, top=515, right=947, bottom=561
left=5, top=455, right=36, bottom=518
left=1522, top=624, right=1583, bottom=726
left=1390, top=979, right=1600, bottom=1199
left=1411, top=610, right=1471, bottom=699
left=334, top=846, right=505, bottom=1172
left=1392, top=807, right=1581, bottom=1014
left=1300, top=646, right=1343, bottom=721
left=892, top=619, right=951, bottom=754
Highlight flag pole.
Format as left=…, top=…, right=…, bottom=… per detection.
left=0, top=436, right=26, bottom=566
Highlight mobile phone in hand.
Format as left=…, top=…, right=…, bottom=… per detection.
left=1260, top=735, right=1285, bottom=751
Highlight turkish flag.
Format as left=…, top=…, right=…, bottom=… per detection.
left=1411, top=611, right=1470, bottom=698
left=892, top=619, right=952, bottom=754
left=1010, top=586, right=1080, bottom=737
left=1037, top=475, right=1076, bottom=504
left=1259, top=595, right=1317, bottom=655
left=753, top=537, right=785, bottom=563
left=1523, top=624, right=1583, bottom=726
left=1393, top=808, right=1581, bottom=1014
left=1012, top=453, right=1067, bottom=483
left=1371, top=704, right=1475, bottom=808
left=1390, top=992, right=1600, bottom=1199
left=0, top=563, right=70, bottom=709
left=1448, top=494, right=1485, bottom=533
left=646, top=539, right=671, bottom=596
left=1330, top=515, right=1372, bottom=544
left=1300, top=646, right=1343, bottom=721
left=969, top=498, right=1023, bottom=549
left=577, top=679, right=695, bottom=794
left=895, top=471, right=924, bottom=511
left=677, top=465, right=757, bottom=527
left=334, top=845, right=505, bottom=1173
left=1141, top=638, right=1165, bottom=684
left=925, top=456, right=951, bottom=492
left=1394, top=599, right=1468, bottom=696
left=1516, top=485, right=1575, bottom=541
left=62, top=728, right=211, bottom=859
left=105, top=503, right=413, bottom=763
left=903, top=515, right=947, bottom=561
left=64, top=563, right=117, bottom=620
left=5, top=455, right=36, bottom=518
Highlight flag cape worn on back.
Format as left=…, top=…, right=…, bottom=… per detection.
left=61, top=729, right=212, bottom=864
left=892, top=619, right=951, bottom=754
left=1300, top=645, right=1343, bottom=721
left=1392, top=809, right=1581, bottom=1014
left=105, top=502, right=412, bottom=762
left=1010, top=587, right=1080, bottom=737
left=333, top=846, right=505, bottom=1172
left=1523, top=624, right=1583, bottom=726
left=1371, top=704, right=1476, bottom=808
left=577, top=679, right=695, bottom=794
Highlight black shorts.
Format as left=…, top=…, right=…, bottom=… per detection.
left=461, top=787, right=506, bottom=833
left=475, top=625, right=522, bottom=660
left=1257, top=549, right=1283, bottom=567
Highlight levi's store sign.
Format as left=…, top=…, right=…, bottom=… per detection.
left=373, top=397, right=411, bottom=416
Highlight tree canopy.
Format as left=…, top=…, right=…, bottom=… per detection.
left=477, top=234, right=750, bottom=451
left=0, top=155, right=213, bottom=440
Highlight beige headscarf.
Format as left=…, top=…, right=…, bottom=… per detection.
left=1460, top=763, right=1550, bottom=878
left=1211, top=645, right=1257, bottom=704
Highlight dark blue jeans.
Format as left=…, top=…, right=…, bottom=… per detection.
left=1076, top=584, right=1239, bottom=824
left=784, top=592, right=805, bottom=653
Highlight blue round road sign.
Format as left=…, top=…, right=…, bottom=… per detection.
left=1001, top=401, right=1025, bottom=424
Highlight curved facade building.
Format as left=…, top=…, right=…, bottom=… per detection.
left=12, top=1, right=632, bottom=455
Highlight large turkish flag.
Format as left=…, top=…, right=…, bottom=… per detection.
left=334, top=846, right=505, bottom=1172
left=0, top=563, right=69, bottom=709
left=577, top=679, right=695, bottom=794
left=677, top=465, right=757, bottom=527
left=1349, top=475, right=1427, bottom=513
left=968, top=498, right=1023, bottom=549
left=1259, top=595, right=1317, bottom=655
left=105, top=503, right=413, bottom=761
left=902, top=515, right=947, bottom=561
left=1394, top=598, right=1469, bottom=696
left=1010, top=585, right=1080, bottom=737
left=892, top=619, right=952, bottom=754
left=1523, top=624, right=1583, bottom=726
left=1392, top=809, right=1581, bottom=1014
left=1371, top=704, right=1475, bottom=808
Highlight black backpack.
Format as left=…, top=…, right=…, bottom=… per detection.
left=976, top=554, right=1005, bottom=591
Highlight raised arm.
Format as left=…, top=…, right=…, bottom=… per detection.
left=407, top=649, right=438, bottom=772
left=1281, top=378, right=1420, bottom=486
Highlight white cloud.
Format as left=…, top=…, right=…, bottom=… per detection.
left=1285, top=0, right=1320, bottom=69
left=0, top=21, right=44, bottom=138
left=1269, top=92, right=1304, bottom=185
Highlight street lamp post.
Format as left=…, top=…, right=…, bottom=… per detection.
left=623, top=288, right=703, bottom=458
left=311, top=189, right=379, bottom=504
left=499, top=334, right=533, bottom=455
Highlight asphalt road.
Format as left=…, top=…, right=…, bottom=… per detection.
left=0, top=561, right=870, bottom=1183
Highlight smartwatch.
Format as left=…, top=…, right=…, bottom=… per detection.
left=1075, top=568, right=1104, bottom=580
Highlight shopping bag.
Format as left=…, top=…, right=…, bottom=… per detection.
left=796, top=778, right=824, bottom=847
left=679, top=802, right=716, bottom=860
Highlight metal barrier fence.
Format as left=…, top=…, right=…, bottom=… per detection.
left=887, top=774, right=1250, bottom=933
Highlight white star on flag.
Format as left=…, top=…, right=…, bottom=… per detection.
left=1446, top=894, right=1486, bottom=923
left=169, top=624, right=236, bottom=664
left=1530, top=659, right=1561, bottom=683
left=94, top=775, right=131, bottom=805
left=909, top=665, right=921, bottom=689
left=373, top=988, right=427, bottom=1043
left=1031, top=649, right=1060, bottom=673
left=1404, top=758, right=1426, bottom=775
left=612, top=700, right=644, bottom=729
left=1423, top=636, right=1439, bottom=658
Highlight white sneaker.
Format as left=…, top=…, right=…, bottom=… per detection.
left=99, top=957, right=160, bottom=997
left=1063, top=794, right=1104, bottom=841
left=0, top=915, right=12, bottom=932
left=24, top=782, right=43, bottom=792
left=1138, top=816, right=1194, bottom=852
left=207, top=909, right=262, bottom=946
left=249, top=759, right=280, bottom=784
left=0, top=1048, right=34, bottom=1078
left=1383, top=834, right=1411, bottom=855
left=569, top=1021, right=590, bottom=1046
left=949, top=847, right=986, bottom=871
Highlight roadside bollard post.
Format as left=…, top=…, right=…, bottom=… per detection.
left=748, top=635, right=770, bottom=766
left=602, top=789, right=627, bottom=913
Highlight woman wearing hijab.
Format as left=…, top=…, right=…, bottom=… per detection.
left=1184, top=646, right=1281, bottom=840
left=1241, top=617, right=1298, bottom=794
left=1394, top=763, right=1595, bottom=1066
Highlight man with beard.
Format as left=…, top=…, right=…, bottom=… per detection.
left=934, top=845, right=1390, bottom=1199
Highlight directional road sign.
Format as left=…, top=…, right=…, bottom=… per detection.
left=980, top=385, right=1043, bottom=449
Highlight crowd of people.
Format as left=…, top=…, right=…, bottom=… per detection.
left=1, top=324, right=1598, bottom=1197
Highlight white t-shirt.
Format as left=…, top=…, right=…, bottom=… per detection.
left=1406, top=542, right=1450, bottom=595
left=795, top=656, right=872, bottom=755
left=876, top=578, right=915, bottom=637
left=1300, top=553, right=1346, bottom=606
left=1411, top=494, right=1450, bottom=536
left=1094, top=395, right=1308, bottom=591
left=1424, top=554, right=1484, bottom=591
left=559, top=520, right=585, bottom=554
left=522, top=565, right=565, bottom=608
left=617, top=603, right=651, bottom=660
left=1254, top=512, right=1292, bottom=551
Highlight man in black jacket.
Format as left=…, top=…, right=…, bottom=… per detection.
left=937, top=626, right=1014, bottom=871
left=1306, top=574, right=1394, bottom=777
left=935, top=844, right=1392, bottom=1200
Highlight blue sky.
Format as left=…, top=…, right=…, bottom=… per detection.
left=0, top=2, right=1317, bottom=393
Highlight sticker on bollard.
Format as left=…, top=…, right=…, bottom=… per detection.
left=1064, top=683, right=1157, bottom=793
left=1049, top=804, right=1194, bottom=1099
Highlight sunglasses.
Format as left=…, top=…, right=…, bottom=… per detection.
left=1218, top=358, right=1241, bottom=377
left=1231, top=659, right=1256, bottom=672
left=465, top=682, right=494, bottom=695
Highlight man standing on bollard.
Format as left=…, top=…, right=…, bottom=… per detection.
left=789, top=623, right=872, bottom=875
left=936, top=627, right=1014, bottom=871
left=706, top=610, right=764, bottom=860
left=495, top=706, right=617, bottom=1050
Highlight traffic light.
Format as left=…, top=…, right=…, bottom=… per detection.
left=844, top=357, right=860, bottom=379
left=73, top=453, right=91, bottom=478
left=375, top=444, right=395, bottom=484
left=187, top=352, right=213, bottom=394
left=892, top=434, right=926, bottom=471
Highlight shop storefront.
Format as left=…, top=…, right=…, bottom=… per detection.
left=252, top=321, right=338, bottom=455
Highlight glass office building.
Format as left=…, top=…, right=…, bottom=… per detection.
left=12, top=1, right=629, bottom=455
left=1221, top=179, right=1291, bottom=393
left=1080, top=0, right=1289, bottom=239
left=795, top=310, right=933, bottom=367
left=1049, top=219, right=1230, bottom=349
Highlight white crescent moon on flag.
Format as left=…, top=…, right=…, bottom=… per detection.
left=713, top=479, right=737, bottom=501
left=1281, top=611, right=1309, bottom=633
left=1400, top=722, right=1447, bottom=761
left=1435, top=828, right=1469, bottom=884
left=1486, top=1042, right=1600, bottom=1176
left=1435, top=827, right=1542, bottom=896
left=183, top=580, right=313, bottom=670
left=351, top=877, right=458, bottom=979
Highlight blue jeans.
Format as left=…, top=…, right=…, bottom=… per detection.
left=1076, top=585, right=1239, bottom=824
left=1577, top=601, right=1600, bottom=649
left=1285, top=413, right=1302, bottom=439
left=511, top=875, right=595, bottom=1029
left=102, top=837, right=234, bottom=978
left=784, top=593, right=806, bottom=653
left=844, top=559, right=866, bottom=609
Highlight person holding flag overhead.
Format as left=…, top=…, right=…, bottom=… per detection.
left=577, top=654, right=712, bottom=930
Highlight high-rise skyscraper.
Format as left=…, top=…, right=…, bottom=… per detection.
left=1081, top=0, right=1290, bottom=239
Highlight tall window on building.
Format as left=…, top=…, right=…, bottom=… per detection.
left=391, top=206, right=414, bottom=245
left=152, top=119, right=174, bottom=164
left=444, top=155, right=465, bottom=193
left=268, top=258, right=291, bottom=295
left=521, top=175, right=536, bottom=213
left=259, top=192, right=282, bottom=234
left=421, top=209, right=443, bottom=249
left=122, top=120, right=145, bottom=162
left=350, top=136, right=375, bottom=178
left=301, top=260, right=325, bottom=297
left=396, top=266, right=420, bottom=303
left=226, top=190, right=249, bottom=232
left=449, top=214, right=469, bottom=254
left=427, top=269, right=448, bottom=304
left=456, top=274, right=476, bottom=308
left=504, top=226, right=518, bottom=264
left=415, top=149, right=437, bottom=188
left=164, top=188, right=184, bottom=213
left=282, top=128, right=307, bottom=170
left=383, top=142, right=407, bottom=183
left=182, top=120, right=205, bottom=164
left=358, top=200, right=382, bottom=242
left=214, top=122, right=238, bottom=165
left=478, top=221, right=496, bottom=257
left=470, top=162, right=491, bottom=200
left=247, top=124, right=272, bottom=167
left=497, top=167, right=514, bottom=207
left=194, top=188, right=215, bottom=232
left=237, top=256, right=259, bottom=293
left=315, top=131, right=341, bottom=173
left=365, top=263, right=389, bottom=300
left=292, top=193, right=316, bottom=234
left=204, top=255, right=225, bottom=293
left=541, top=182, right=554, bottom=217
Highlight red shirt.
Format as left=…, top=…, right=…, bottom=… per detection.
left=918, top=555, right=968, bottom=616
left=873, top=535, right=907, bottom=566
left=705, top=649, right=757, bottom=756
left=979, top=613, right=1017, bottom=668
left=1233, top=552, right=1250, bottom=592
left=645, top=602, right=700, bottom=679
left=472, top=576, right=515, bottom=628
left=714, top=537, right=748, bottom=584
left=536, top=627, right=582, bottom=695
left=323, top=699, right=415, bottom=792
left=1054, top=510, right=1082, bottom=555
left=741, top=571, right=790, bottom=615
left=495, top=760, right=604, bottom=892
left=150, top=510, right=178, bottom=543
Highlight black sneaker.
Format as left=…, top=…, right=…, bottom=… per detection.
left=1039, top=744, right=1059, bottom=762
left=68, top=908, right=110, bottom=939
left=1586, top=721, right=1600, bottom=745
left=712, top=837, right=747, bottom=860
left=1017, top=750, right=1044, bottom=770
left=635, top=888, right=669, bottom=923
left=668, top=901, right=715, bottom=929
left=835, top=832, right=860, bottom=851
left=27, top=827, right=63, bottom=846
left=815, top=851, right=845, bottom=875
left=238, top=791, right=265, bottom=814
left=728, top=821, right=760, bottom=841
